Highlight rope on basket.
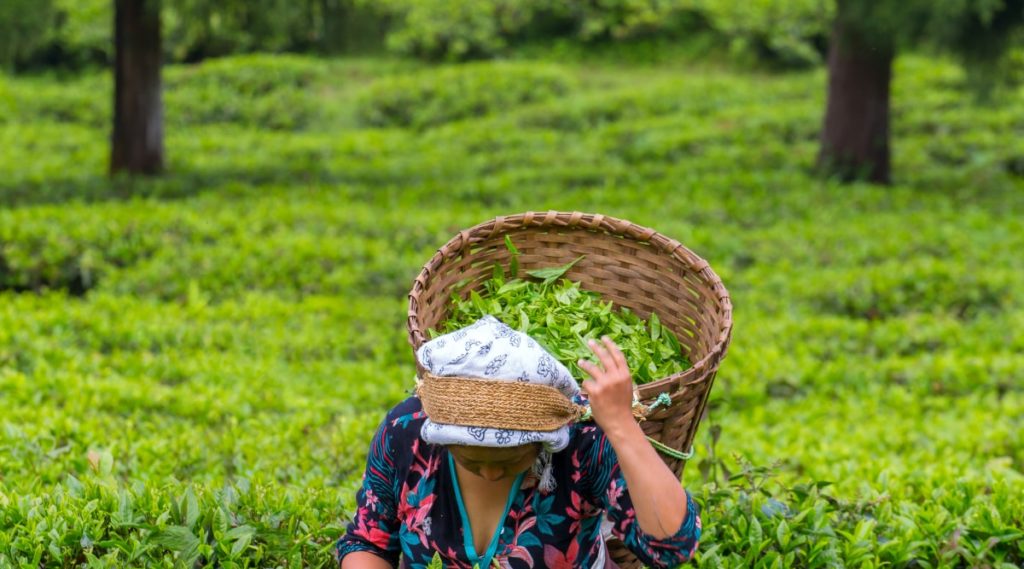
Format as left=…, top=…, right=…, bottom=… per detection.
left=578, top=391, right=695, bottom=461
left=645, top=437, right=695, bottom=461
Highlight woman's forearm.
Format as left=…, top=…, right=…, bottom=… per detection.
left=340, top=551, right=394, bottom=569
left=577, top=337, right=690, bottom=539
left=603, top=419, right=688, bottom=539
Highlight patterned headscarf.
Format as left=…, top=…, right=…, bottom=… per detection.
left=415, top=315, right=580, bottom=491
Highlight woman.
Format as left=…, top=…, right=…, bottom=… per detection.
left=335, top=316, right=701, bottom=569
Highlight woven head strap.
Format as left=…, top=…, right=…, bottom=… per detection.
left=416, top=371, right=588, bottom=432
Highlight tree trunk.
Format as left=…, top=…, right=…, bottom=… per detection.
left=110, top=0, right=164, bottom=176
left=817, top=17, right=893, bottom=184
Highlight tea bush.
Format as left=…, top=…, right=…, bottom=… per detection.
left=354, top=61, right=572, bottom=129
left=163, top=55, right=330, bottom=131
left=1, top=51, right=1022, bottom=567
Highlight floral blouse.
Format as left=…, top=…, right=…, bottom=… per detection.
left=334, top=396, right=701, bottom=569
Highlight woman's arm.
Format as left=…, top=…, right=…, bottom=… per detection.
left=341, top=551, right=394, bottom=569
left=334, top=407, right=407, bottom=569
left=578, top=337, right=688, bottom=538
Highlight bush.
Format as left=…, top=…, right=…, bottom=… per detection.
left=370, top=0, right=831, bottom=66
left=368, top=0, right=535, bottom=60
left=806, top=259, right=1013, bottom=320
left=0, top=205, right=164, bottom=294
left=696, top=0, right=832, bottom=68
left=0, top=75, right=108, bottom=127
left=369, top=0, right=698, bottom=61
left=164, top=55, right=329, bottom=130
left=46, top=0, right=112, bottom=68
left=1, top=55, right=332, bottom=131
left=0, top=0, right=55, bottom=70
left=354, top=61, right=573, bottom=129
left=3, top=53, right=1024, bottom=568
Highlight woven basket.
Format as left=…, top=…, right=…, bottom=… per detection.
left=407, top=211, right=732, bottom=569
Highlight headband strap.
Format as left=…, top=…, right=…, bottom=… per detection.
left=416, top=372, right=588, bottom=432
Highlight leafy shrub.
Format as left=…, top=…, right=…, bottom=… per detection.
left=368, top=0, right=697, bottom=61
left=368, top=0, right=539, bottom=60
left=164, top=55, right=329, bottom=130
left=0, top=205, right=165, bottom=294
left=0, top=0, right=55, bottom=70
left=3, top=53, right=1024, bottom=568
left=691, top=457, right=1024, bottom=568
left=806, top=259, right=1013, bottom=320
left=355, top=61, right=573, bottom=129
left=695, top=0, right=832, bottom=68
left=0, top=75, right=108, bottom=127
left=0, top=55, right=331, bottom=131
left=369, top=0, right=831, bottom=66
left=165, top=54, right=328, bottom=98
left=46, top=0, right=112, bottom=68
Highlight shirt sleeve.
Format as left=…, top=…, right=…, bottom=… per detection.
left=579, top=427, right=701, bottom=568
left=335, top=412, right=404, bottom=568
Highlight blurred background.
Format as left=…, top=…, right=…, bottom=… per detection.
left=1, top=1, right=1022, bottom=567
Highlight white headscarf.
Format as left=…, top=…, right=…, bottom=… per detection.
left=415, top=315, right=580, bottom=491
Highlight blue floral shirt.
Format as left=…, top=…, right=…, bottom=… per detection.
left=335, top=396, right=701, bottom=569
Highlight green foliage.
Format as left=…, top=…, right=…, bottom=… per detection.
left=694, top=0, right=832, bottom=68
left=6, top=0, right=1021, bottom=75
left=564, top=0, right=694, bottom=41
left=368, top=0, right=831, bottom=66
left=4, top=0, right=388, bottom=71
left=163, top=0, right=331, bottom=61
left=0, top=55, right=345, bottom=131
left=355, top=62, right=572, bottom=129
left=48, top=0, right=111, bottom=68
left=0, top=471, right=349, bottom=567
left=693, top=457, right=1024, bottom=568
left=837, top=0, right=1024, bottom=79
left=0, top=0, right=56, bottom=70
left=1, top=53, right=1023, bottom=567
left=163, top=54, right=329, bottom=130
left=434, top=251, right=691, bottom=383
left=367, top=0, right=538, bottom=60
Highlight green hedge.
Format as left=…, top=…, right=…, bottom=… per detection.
left=3, top=0, right=834, bottom=71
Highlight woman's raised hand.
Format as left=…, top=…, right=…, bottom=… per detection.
left=578, top=336, right=636, bottom=434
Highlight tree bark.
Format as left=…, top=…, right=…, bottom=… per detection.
left=817, top=17, right=893, bottom=184
left=111, top=0, right=164, bottom=176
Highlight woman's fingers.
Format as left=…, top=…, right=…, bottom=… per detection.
left=588, top=338, right=616, bottom=372
left=602, top=336, right=627, bottom=371
left=591, top=336, right=627, bottom=377
left=578, top=358, right=603, bottom=380
left=582, top=336, right=632, bottom=388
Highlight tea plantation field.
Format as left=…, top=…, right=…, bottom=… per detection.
left=1, top=51, right=1022, bottom=568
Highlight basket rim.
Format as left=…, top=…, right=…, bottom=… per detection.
left=406, top=210, right=733, bottom=397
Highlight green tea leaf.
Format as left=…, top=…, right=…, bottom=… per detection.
left=440, top=260, right=691, bottom=384
left=228, top=525, right=256, bottom=557
left=526, top=255, right=584, bottom=285
left=150, top=526, right=200, bottom=566
left=99, top=449, right=114, bottom=477
left=504, top=235, right=519, bottom=279
left=183, top=487, right=200, bottom=529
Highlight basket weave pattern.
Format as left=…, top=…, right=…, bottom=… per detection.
left=407, top=211, right=732, bottom=569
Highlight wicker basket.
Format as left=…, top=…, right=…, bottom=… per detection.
left=407, top=211, right=732, bottom=569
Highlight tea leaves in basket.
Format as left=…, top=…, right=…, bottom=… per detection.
left=432, top=241, right=691, bottom=383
